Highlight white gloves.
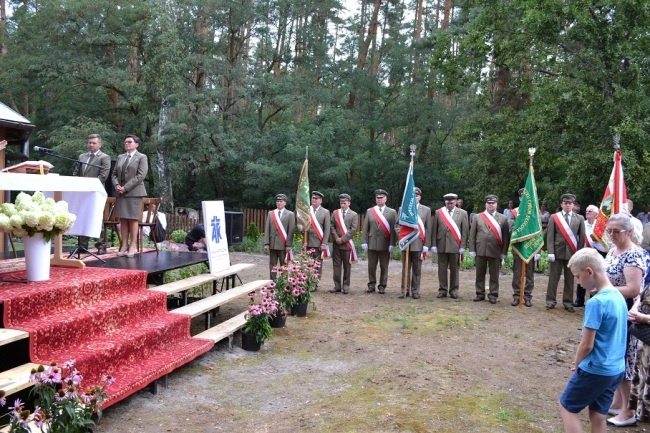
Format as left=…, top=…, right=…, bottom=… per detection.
left=501, top=259, right=505, bottom=266
left=500, top=254, right=505, bottom=260
left=431, top=246, right=438, bottom=254
left=422, top=246, right=429, bottom=254
left=548, top=254, right=555, bottom=262
left=459, top=248, right=465, bottom=255
left=534, top=254, right=541, bottom=262
left=389, top=246, right=394, bottom=253
left=361, top=243, right=368, bottom=251
left=469, top=252, right=477, bottom=258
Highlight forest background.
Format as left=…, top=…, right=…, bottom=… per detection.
left=0, top=0, right=648, bottom=214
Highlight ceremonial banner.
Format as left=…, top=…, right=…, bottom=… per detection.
left=398, top=161, right=420, bottom=250
left=296, top=157, right=310, bottom=232
left=510, top=164, right=544, bottom=263
left=593, top=149, right=627, bottom=250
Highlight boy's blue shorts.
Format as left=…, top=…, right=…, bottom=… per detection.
left=560, top=368, right=625, bottom=414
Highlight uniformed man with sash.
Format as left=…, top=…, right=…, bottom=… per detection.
left=304, top=191, right=331, bottom=287
left=545, top=193, right=585, bottom=312
left=469, top=194, right=510, bottom=304
left=431, top=193, right=469, bottom=299
left=361, top=189, right=398, bottom=294
left=329, top=193, right=358, bottom=294
left=395, top=187, right=432, bottom=299
left=264, top=193, right=296, bottom=279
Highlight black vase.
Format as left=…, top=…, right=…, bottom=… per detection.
left=269, top=312, right=287, bottom=328
left=291, top=301, right=308, bottom=317
left=241, top=330, right=262, bottom=351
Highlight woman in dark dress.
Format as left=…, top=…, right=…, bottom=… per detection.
left=111, top=135, right=148, bottom=258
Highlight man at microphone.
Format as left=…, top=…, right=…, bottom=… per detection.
left=72, top=134, right=111, bottom=253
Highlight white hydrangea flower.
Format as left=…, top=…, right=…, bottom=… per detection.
left=0, top=203, right=17, bottom=216
left=9, top=214, right=24, bottom=230
left=54, top=213, right=76, bottom=231
left=31, top=191, right=45, bottom=204
left=0, top=214, right=10, bottom=231
left=0, top=192, right=77, bottom=238
left=38, top=212, right=55, bottom=232
left=53, top=201, right=69, bottom=212
left=22, top=211, right=40, bottom=228
left=44, top=198, right=56, bottom=206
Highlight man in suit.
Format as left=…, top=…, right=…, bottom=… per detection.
left=304, top=191, right=331, bottom=288
left=72, top=134, right=111, bottom=252
left=264, top=193, right=295, bottom=279
left=361, top=189, right=398, bottom=294
left=546, top=193, right=585, bottom=312
left=396, top=187, right=432, bottom=299
left=469, top=194, right=510, bottom=304
left=431, top=193, right=469, bottom=299
left=329, top=193, right=358, bottom=294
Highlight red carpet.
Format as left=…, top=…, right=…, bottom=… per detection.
left=0, top=267, right=214, bottom=407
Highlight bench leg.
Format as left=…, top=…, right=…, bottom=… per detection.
left=204, top=312, right=211, bottom=329
left=228, top=334, right=234, bottom=351
left=151, top=380, right=159, bottom=395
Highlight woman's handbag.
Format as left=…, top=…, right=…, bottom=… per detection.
left=630, top=291, right=650, bottom=344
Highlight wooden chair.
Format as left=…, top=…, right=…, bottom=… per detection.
left=102, top=197, right=121, bottom=247
left=138, top=198, right=162, bottom=253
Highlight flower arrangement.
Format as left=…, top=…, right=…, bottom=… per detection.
left=273, top=250, right=319, bottom=312
left=0, top=360, right=114, bottom=433
left=243, top=286, right=279, bottom=344
left=0, top=191, right=76, bottom=242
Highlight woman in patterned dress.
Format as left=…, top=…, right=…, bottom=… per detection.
left=605, top=214, right=646, bottom=427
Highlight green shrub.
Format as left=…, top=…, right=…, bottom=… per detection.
left=246, top=222, right=261, bottom=243
left=171, top=229, right=186, bottom=243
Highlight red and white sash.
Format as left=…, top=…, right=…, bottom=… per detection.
left=417, top=214, right=428, bottom=259
left=552, top=212, right=578, bottom=253
left=480, top=211, right=503, bottom=248
left=310, top=207, right=325, bottom=242
left=511, top=208, right=518, bottom=220
left=369, top=206, right=391, bottom=239
left=437, top=208, right=462, bottom=246
left=271, top=210, right=293, bottom=261
left=335, top=209, right=358, bottom=263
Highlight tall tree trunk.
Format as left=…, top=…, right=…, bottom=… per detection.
left=413, top=0, right=423, bottom=82
left=0, top=0, right=7, bottom=56
left=348, top=0, right=382, bottom=109
left=442, top=0, right=452, bottom=30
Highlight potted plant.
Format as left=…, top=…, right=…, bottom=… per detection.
left=273, top=250, right=318, bottom=317
left=242, top=286, right=279, bottom=351
left=0, top=360, right=114, bottom=433
left=0, top=191, right=76, bottom=281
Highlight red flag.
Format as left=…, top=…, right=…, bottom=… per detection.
left=592, top=149, right=627, bottom=250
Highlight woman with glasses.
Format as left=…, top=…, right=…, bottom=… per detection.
left=111, top=134, right=149, bottom=258
left=604, top=213, right=647, bottom=427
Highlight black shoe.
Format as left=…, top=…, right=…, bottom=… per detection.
left=406, top=291, right=410, bottom=297
left=412, top=293, right=420, bottom=299
left=342, top=290, right=349, bottom=294
left=524, top=300, right=533, bottom=307
left=378, top=288, right=385, bottom=294
left=546, top=303, right=556, bottom=310
left=329, top=288, right=341, bottom=293
left=398, top=293, right=405, bottom=299
left=473, top=296, right=485, bottom=302
left=366, top=288, right=376, bottom=293
left=488, top=298, right=497, bottom=304
left=449, top=293, right=458, bottom=299
left=573, top=300, right=584, bottom=307
left=437, top=292, right=447, bottom=298
left=511, top=299, right=520, bottom=306
left=565, top=306, right=575, bottom=313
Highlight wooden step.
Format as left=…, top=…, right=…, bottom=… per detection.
left=0, top=328, right=29, bottom=347
left=0, top=362, right=39, bottom=396
left=194, top=311, right=247, bottom=347
left=149, top=263, right=256, bottom=296
left=169, top=279, right=270, bottom=319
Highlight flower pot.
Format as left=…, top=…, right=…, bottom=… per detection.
left=269, top=312, right=286, bottom=328
left=241, top=330, right=261, bottom=351
left=23, top=232, right=51, bottom=282
left=291, top=301, right=308, bottom=317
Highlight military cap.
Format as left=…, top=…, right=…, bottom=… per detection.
left=443, top=193, right=458, bottom=201
left=560, top=193, right=577, bottom=203
left=339, top=193, right=351, bottom=201
left=276, top=193, right=288, bottom=201
left=414, top=187, right=422, bottom=196
left=518, top=188, right=525, bottom=197
left=374, top=189, right=388, bottom=197
left=311, top=191, right=324, bottom=198
left=484, top=194, right=498, bottom=203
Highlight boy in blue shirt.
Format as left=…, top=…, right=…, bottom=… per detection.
left=560, top=248, right=628, bottom=433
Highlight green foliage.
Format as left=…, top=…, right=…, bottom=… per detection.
left=170, top=230, right=187, bottom=244
left=246, top=223, right=261, bottom=243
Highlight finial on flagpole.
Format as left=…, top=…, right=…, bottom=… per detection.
left=528, top=147, right=536, bottom=165
left=409, top=144, right=416, bottom=160
left=613, top=135, right=620, bottom=151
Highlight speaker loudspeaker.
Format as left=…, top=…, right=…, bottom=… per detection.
left=224, top=211, right=244, bottom=245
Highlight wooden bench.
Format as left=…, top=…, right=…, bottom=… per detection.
left=195, top=311, right=247, bottom=350
left=0, top=362, right=39, bottom=396
left=170, top=279, right=270, bottom=328
left=0, top=328, right=29, bottom=347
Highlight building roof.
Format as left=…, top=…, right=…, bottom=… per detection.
left=0, top=101, right=34, bottom=131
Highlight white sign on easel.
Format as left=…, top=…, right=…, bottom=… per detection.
left=202, top=201, right=231, bottom=274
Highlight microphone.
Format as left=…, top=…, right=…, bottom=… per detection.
left=33, top=146, right=52, bottom=153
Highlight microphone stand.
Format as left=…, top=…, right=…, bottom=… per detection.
left=37, top=149, right=106, bottom=263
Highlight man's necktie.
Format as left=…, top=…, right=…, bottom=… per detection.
left=278, top=210, right=282, bottom=219
left=82, top=153, right=92, bottom=175
left=564, top=213, right=570, bottom=225
left=342, top=210, right=346, bottom=218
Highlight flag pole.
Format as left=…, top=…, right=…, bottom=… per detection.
left=304, top=146, right=309, bottom=250
left=518, top=148, right=536, bottom=306
left=402, top=145, right=416, bottom=297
